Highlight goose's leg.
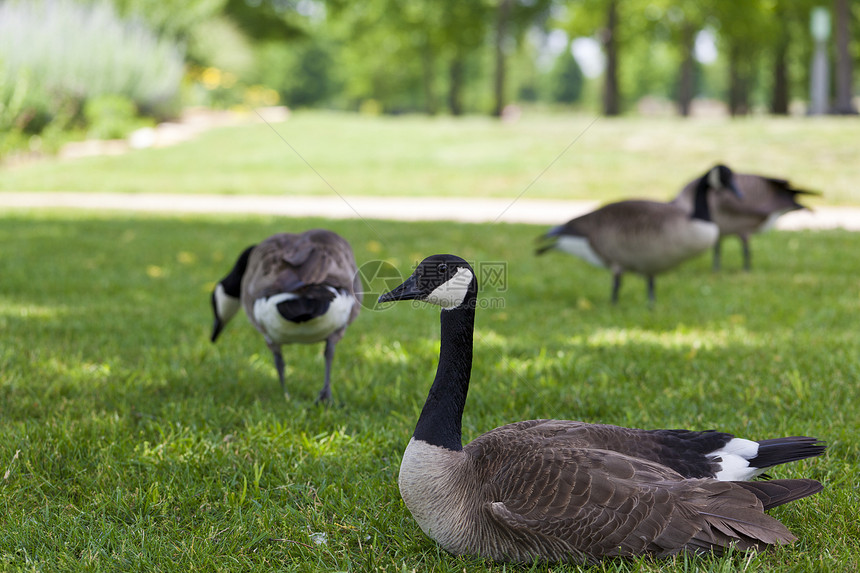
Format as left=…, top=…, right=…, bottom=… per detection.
left=646, top=276, right=655, bottom=307
left=712, top=239, right=722, bottom=272
left=316, top=339, right=336, bottom=403
left=270, top=346, right=289, bottom=399
left=741, top=235, right=752, bottom=272
left=611, top=272, right=622, bottom=305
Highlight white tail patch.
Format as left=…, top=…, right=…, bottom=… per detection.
left=708, top=438, right=762, bottom=481
left=759, top=210, right=791, bottom=233
left=426, top=268, right=474, bottom=309
left=254, top=287, right=354, bottom=343
left=555, top=236, right=606, bottom=268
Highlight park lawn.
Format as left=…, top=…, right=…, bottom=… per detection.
left=1, top=210, right=858, bottom=572
left=1, top=111, right=858, bottom=204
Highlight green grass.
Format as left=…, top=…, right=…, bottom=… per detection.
left=2, top=111, right=859, bottom=204
left=1, top=210, right=858, bottom=572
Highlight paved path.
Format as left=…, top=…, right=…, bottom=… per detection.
left=1, top=191, right=859, bottom=229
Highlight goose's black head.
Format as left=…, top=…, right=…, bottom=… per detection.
left=705, top=164, right=742, bottom=198
left=378, top=254, right=477, bottom=310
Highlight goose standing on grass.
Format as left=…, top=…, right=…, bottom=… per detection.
left=378, top=254, right=824, bottom=564
left=210, top=229, right=362, bottom=402
left=672, top=170, right=818, bottom=271
left=536, top=165, right=741, bottom=305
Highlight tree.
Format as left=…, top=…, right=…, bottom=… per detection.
left=675, top=20, right=697, bottom=116
left=491, top=0, right=552, bottom=117
left=636, top=0, right=711, bottom=116
left=492, top=0, right=513, bottom=117
left=833, top=0, right=857, bottom=114
left=326, top=0, right=498, bottom=115
left=438, top=0, right=492, bottom=116
left=601, top=0, right=620, bottom=115
left=109, top=0, right=227, bottom=38
left=560, top=1, right=623, bottom=114
left=551, top=43, right=585, bottom=103
left=710, top=1, right=772, bottom=116
left=324, top=0, right=437, bottom=113
left=223, top=0, right=307, bottom=41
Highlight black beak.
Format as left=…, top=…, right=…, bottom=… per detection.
left=211, top=318, right=224, bottom=342
left=210, top=291, right=224, bottom=342
left=378, top=274, right=423, bottom=304
left=727, top=179, right=743, bottom=199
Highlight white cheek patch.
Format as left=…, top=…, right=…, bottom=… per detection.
left=707, top=167, right=722, bottom=190
left=425, top=268, right=474, bottom=309
left=214, top=283, right=241, bottom=322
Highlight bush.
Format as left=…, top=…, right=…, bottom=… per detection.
left=84, top=94, right=154, bottom=140
left=0, top=0, right=184, bottom=148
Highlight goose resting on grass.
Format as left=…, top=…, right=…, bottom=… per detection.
left=378, top=254, right=824, bottom=564
left=210, top=229, right=362, bottom=402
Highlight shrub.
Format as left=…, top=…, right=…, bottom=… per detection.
left=0, top=0, right=184, bottom=140
left=84, top=94, right=154, bottom=140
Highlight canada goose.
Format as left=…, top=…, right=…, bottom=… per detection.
left=536, top=165, right=741, bottom=304
left=672, top=170, right=818, bottom=271
left=210, top=229, right=362, bottom=402
left=378, top=254, right=824, bottom=564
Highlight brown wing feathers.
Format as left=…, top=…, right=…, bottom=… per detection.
left=476, top=434, right=815, bottom=562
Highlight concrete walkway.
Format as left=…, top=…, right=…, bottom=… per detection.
left=1, top=191, right=859, bottom=229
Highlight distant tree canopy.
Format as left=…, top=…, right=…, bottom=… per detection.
left=94, top=0, right=860, bottom=117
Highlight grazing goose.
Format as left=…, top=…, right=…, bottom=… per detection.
left=672, top=170, right=818, bottom=271
left=536, top=164, right=741, bottom=304
left=210, top=229, right=362, bottom=401
left=378, top=254, right=824, bottom=564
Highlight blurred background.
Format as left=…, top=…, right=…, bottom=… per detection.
left=0, top=0, right=857, bottom=162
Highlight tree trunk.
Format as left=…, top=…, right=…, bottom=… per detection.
left=492, top=0, right=512, bottom=117
left=449, top=55, right=465, bottom=116
left=833, top=0, right=857, bottom=114
left=728, top=44, right=750, bottom=116
left=677, top=22, right=696, bottom=117
left=601, top=0, right=620, bottom=116
left=422, top=42, right=438, bottom=116
left=771, top=32, right=789, bottom=115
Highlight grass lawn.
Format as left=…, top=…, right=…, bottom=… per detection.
left=1, top=111, right=859, bottom=204
left=1, top=210, right=858, bottom=571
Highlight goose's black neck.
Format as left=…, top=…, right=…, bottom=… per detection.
left=691, top=177, right=714, bottom=222
left=221, top=244, right=255, bottom=296
left=412, top=291, right=476, bottom=452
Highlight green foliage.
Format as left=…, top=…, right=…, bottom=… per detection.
left=621, top=36, right=679, bottom=103
left=110, top=0, right=227, bottom=38
left=254, top=38, right=340, bottom=109
left=185, top=15, right=255, bottom=75
left=84, top=95, right=154, bottom=140
left=223, top=0, right=308, bottom=41
left=0, top=0, right=184, bottom=157
left=551, top=46, right=585, bottom=104
left=0, top=211, right=858, bottom=571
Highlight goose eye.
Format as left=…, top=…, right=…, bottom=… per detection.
left=437, top=263, right=448, bottom=274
